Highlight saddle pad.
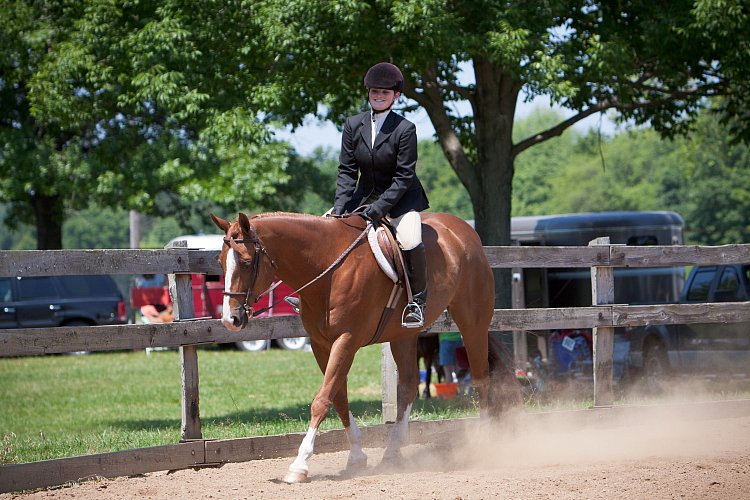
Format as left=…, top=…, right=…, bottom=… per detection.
left=367, top=226, right=399, bottom=283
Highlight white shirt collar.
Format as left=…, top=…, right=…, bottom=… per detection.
left=371, top=110, right=390, bottom=146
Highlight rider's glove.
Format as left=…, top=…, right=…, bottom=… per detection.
left=361, top=210, right=380, bottom=226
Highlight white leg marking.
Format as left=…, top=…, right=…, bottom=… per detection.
left=345, top=412, right=367, bottom=470
left=289, top=427, right=317, bottom=474
left=383, top=402, right=412, bottom=459
left=222, top=248, right=237, bottom=325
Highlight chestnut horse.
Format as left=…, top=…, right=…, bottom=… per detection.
left=211, top=211, right=519, bottom=483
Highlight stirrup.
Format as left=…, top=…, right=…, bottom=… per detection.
left=401, top=302, right=424, bottom=328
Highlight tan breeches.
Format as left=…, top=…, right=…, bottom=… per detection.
left=387, top=211, right=422, bottom=250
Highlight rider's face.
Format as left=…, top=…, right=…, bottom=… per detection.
left=369, top=88, right=399, bottom=111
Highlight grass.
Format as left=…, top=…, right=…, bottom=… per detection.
left=0, top=345, right=477, bottom=465
left=3, top=345, right=749, bottom=465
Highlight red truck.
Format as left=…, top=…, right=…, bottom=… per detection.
left=130, top=234, right=304, bottom=351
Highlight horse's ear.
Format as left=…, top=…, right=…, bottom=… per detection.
left=238, top=212, right=253, bottom=235
left=210, top=214, right=230, bottom=232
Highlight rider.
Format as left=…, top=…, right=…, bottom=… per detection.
left=331, top=62, right=430, bottom=328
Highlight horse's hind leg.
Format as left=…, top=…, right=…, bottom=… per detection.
left=449, top=296, right=522, bottom=418
left=381, top=336, right=419, bottom=462
left=448, top=302, right=492, bottom=417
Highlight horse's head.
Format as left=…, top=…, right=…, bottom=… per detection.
left=211, top=212, right=277, bottom=331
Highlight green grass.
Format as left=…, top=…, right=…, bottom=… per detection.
left=0, top=345, right=477, bottom=464
left=5, top=346, right=748, bottom=465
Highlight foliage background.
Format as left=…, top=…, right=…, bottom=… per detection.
left=4, top=106, right=747, bottom=249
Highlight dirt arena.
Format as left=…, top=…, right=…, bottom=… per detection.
left=5, top=407, right=750, bottom=500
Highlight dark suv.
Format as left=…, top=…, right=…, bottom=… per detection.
left=0, top=275, right=127, bottom=329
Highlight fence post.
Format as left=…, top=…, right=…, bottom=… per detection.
left=167, top=240, right=202, bottom=440
left=381, top=343, right=398, bottom=423
left=589, top=237, right=615, bottom=407
left=511, top=268, right=528, bottom=369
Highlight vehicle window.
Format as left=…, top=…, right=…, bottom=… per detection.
left=718, top=267, right=739, bottom=292
left=686, top=268, right=715, bottom=301
left=17, top=277, right=59, bottom=300
left=57, top=275, right=118, bottom=298
left=715, top=267, right=740, bottom=301
left=0, top=278, right=12, bottom=302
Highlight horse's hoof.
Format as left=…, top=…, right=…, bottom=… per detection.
left=283, top=470, right=309, bottom=484
left=346, top=453, right=368, bottom=471
left=380, top=449, right=403, bottom=463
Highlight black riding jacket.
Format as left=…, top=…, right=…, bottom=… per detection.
left=333, top=111, right=429, bottom=220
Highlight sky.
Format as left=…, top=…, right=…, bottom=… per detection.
left=274, top=61, right=623, bottom=155
left=275, top=93, right=619, bottom=156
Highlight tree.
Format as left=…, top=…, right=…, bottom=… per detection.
left=1, top=1, right=306, bottom=249
left=19, top=1, right=746, bottom=303
left=691, top=1, right=750, bottom=143
left=417, top=141, right=472, bottom=219
left=671, top=109, right=750, bottom=245
left=255, top=0, right=732, bottom=306
left=0, top=2, right=83, bottom=249
left=511, top=108, right=583, bottom=217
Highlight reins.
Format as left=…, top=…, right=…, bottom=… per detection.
left=224, top=218, right=371, bottom=318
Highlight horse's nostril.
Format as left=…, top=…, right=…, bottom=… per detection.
left=232, top=316, right=242, bottom=327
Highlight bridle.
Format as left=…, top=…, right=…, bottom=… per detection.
left=222, top=235, right=278, bottom=317
left=223, top=216, right=372, bottom=320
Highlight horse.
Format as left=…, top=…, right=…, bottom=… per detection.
left=210, top=211, right=521, bottom=483
left=416, top=334, right=442, bottom=398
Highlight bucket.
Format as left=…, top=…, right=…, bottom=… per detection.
left=433, top=382, right=458, bottom=400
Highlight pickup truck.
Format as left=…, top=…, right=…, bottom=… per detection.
left=629, top=264, right=750, bottom=392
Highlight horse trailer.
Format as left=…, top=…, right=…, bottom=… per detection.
left=474, top=211, right=685, bottom=385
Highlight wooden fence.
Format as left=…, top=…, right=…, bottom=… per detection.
left=2, top=241, right=750, bottom=492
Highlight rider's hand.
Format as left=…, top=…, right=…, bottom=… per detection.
left=361, top=210, right=380, bottom=225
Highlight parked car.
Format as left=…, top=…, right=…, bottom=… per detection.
left=629, top=264, right=750, bottom=392
left=129, top=234, right=308, bottom=352
left=0, top=275, right=127, bottom=330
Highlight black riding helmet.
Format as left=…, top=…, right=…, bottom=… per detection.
left=364, top=62, right=404, bottom=92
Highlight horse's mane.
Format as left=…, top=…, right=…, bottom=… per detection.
left=249, top=212, right=325, bottom=221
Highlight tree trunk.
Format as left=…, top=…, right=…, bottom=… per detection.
left=32, top=193, right=64, bottom=250
left=464, top=57, right=521, bottom=308
left=411, top=58, right=521, bottom=308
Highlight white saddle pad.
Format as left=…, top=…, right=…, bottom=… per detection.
left=367, top=226, right=399, bottom=283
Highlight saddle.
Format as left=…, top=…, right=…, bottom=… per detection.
left=330, top=208, right=423, bottom=337
left=367, top=221, right=405, bottom=284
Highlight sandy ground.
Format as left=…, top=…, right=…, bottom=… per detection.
left=5, top=410, right=750, bottom=500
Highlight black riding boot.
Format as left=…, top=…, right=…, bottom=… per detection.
left=403, top=243, right=428, bottom=328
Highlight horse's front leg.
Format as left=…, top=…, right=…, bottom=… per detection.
left=381, top=337, right=419, bottom=462
left=284, top=333, right=358, bottom=483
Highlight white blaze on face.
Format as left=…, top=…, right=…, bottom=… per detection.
left=222, top=247, right=238, bottom=325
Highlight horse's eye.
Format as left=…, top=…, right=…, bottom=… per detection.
left=240, top=259, right=253, bottom=268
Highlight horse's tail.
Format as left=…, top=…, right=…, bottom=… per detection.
left=487, top=332, right=524, bottom=418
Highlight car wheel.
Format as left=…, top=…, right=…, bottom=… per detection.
left=275, top=337, right=309, bottom=350
left=235, top=340, right=271, bottom=352
left=643, top=341, right=670, bottom=395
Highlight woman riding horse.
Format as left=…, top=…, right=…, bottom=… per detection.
left=332, top=62, right=430, bottom=328
left=211, top=211, right=521, bottom=484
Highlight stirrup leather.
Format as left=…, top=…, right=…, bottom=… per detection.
left=401, top=301, right=424, bottom=328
